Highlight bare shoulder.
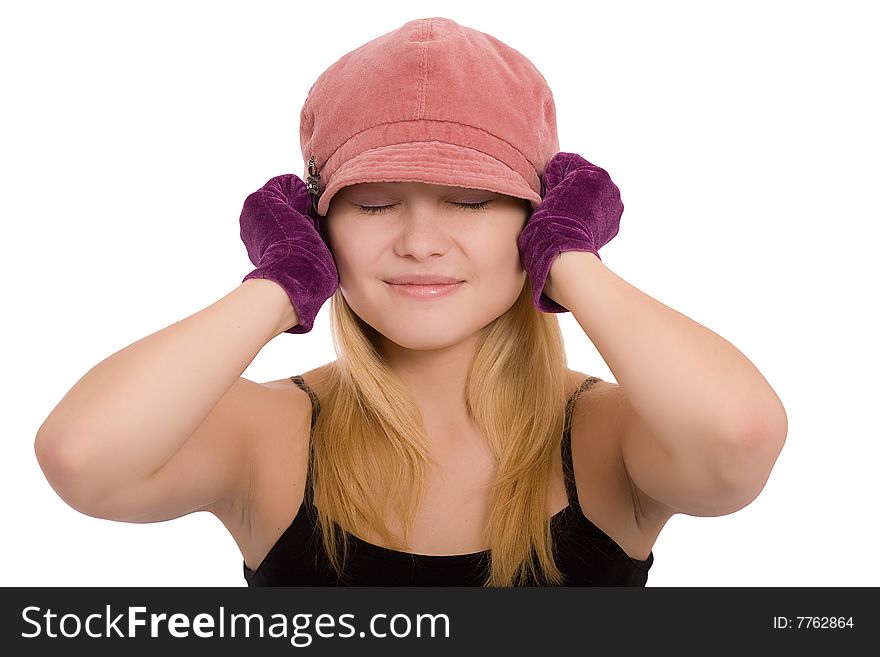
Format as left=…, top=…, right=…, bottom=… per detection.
left=247, top=363, right=333, bottom=485
left=208, top=370, right=314, bottom=562
left=564, top=369, right=668, bottom=561
left=226, top=364, right=335, bottom=569
left=262, top=362, right=334, bottom=397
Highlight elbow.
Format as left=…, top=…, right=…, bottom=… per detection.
left=735, top=397, right=788, bottom=462
left=35, top=430, right=85, bottom=479
left=34, top=431, right=103, bottom=515
left=34, top=431, right=69, bottom=483
left=716, top=403, right=788, bottom=508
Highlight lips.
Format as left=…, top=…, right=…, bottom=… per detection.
left=385, top=274, right=464, bottom=285
left=386, top=280, right=465, bottom=299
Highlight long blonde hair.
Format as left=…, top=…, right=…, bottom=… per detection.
left=308, top=278, right=570, bottom=586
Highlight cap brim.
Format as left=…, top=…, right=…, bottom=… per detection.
left=315, top=141, right=541, bottom=216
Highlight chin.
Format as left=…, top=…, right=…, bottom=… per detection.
left=343, top=283, right=517, bottom=345
left=375, top=320, right=479, bottom=351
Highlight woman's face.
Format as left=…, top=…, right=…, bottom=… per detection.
left=325, top=181, right=533, bottom=351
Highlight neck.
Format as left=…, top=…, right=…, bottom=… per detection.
left=379, top=332, right=481, bottom=440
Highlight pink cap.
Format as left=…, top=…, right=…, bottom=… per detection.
left=300, top=17, right=559, bottom=217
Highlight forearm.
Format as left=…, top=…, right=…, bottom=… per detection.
left=35, top=278, right=298, bottom=479
left=549, top=251, right=787, bottom=453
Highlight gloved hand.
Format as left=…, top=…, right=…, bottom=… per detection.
left=517, top=152, right=623, bottom=313
left=240, top=174, right=338, bottom=334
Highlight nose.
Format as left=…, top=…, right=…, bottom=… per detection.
left=393, top=203, right=454, bottom=259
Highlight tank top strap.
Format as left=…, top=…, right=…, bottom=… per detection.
left=561, top=376, right=602, bottom=511
left=291, top=375, right=321, bottom=428
left=290, top=375, right=320, bottom=505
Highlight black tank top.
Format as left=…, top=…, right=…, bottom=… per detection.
left=243, top=375, right=654, bottom=586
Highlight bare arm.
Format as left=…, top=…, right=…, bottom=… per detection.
left=548, top=251, right=787, bottom=519
left=34, top=278, right=299, bottom=508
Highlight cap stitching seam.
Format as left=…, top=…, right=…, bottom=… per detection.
left=319, top=118, right=537, bottom=175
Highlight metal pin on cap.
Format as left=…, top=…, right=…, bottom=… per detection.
left=306, top=155, right=321, bottom=214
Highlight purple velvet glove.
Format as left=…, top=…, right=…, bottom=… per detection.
left=240, top=174, right=338, bottom=334
left=518, top=152, right=623, bottom=313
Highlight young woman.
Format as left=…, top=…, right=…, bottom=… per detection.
left=34, top=17, right=787, bottom=587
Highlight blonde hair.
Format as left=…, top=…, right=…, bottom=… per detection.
left=308, top=278, right=571, bottom=586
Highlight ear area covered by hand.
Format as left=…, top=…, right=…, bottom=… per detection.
left=239, top=173, right=339, bottom=334
left=518, top=152, right=624, bottom=313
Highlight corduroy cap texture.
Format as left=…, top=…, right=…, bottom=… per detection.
left=300, top=16, right=559, bottom=217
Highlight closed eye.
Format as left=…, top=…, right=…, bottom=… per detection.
left=357, top=201, right=491, bottom=215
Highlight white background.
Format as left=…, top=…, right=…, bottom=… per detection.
left=3, top=0, right=877, bottom=587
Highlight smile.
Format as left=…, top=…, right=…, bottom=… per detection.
left=385, top=282, right=465, bottom=299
